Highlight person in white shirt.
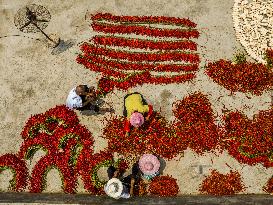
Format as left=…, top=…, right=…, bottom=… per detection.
left=104, top=178, right=131, bottom=199
left=66, top=85, right=113, bottom=113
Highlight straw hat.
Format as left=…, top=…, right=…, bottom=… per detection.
left=139, top=154, right=160, bottom=175
left=130, top=112, right=145, bottom=127
left=104, top=178, right=123, bottom=199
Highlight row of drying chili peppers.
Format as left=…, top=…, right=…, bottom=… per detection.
left=78, top=13, right=200, bottom=93
left=91, top=12, right=197, bottom=28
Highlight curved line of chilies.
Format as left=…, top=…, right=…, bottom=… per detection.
left=80, top=43, right=200, bottom=63
left=92, top=35, right=198, bottom=51
left=19, top=124, right=94, bottom=160
left=21, top=114, right=48, bottom=140
left=77, top=150, right=114, bottom=194
left=0, top=154, right=28, bottom=192
left=17, top=105, right=98, bottom=193
left=91, top=13, right=197, bottom=28
left=29, top=152, right=77, bottom=193
left=92, top=22, right=199, bottom=39
left=21, top=127, right=106, bottom=194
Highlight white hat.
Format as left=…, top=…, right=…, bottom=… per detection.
left=104, top=178, right=123, bottom=199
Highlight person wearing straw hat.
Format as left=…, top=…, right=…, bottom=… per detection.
left=123, top=92, right=153, bottom=135
left=138, top=154, right=160, bottom=180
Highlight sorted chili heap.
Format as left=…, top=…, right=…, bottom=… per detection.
left=205, top=49, right=273, bottom=95
left=199, top=170, right=245, bottom=195
left=148, top=175, right=179, bottom=197
left=173, top=92, right=223, bottom=154
left=103, top=112, right=187, bottom=160
left=222, top=107, right=273, bottom=167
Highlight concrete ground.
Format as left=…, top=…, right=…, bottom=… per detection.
left=1, top=193, right=273, bottom=205
left=0, top=0, right=272, bottom=196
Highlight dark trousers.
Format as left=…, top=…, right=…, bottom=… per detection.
left=77, top=95, right=100, bottom=112
left=107, top=163, right=140, bottom=190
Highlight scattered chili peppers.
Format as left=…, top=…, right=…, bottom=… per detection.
left=29, top=154, right=77, bottom=193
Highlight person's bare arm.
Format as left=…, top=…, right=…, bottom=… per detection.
left=113, top=169, right=120, bottom=178
left=130, top=178, right=135, bottom=196
left=81, top=97, right=93, bottom=107
left=145, top=105, right=153, bottom=121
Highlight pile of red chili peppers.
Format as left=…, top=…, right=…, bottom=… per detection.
left=103, top=112, right=187, bottom=160
left=205, top=49, right=273, bottom=96
left=199, top=170, right=245, bottom=195
left=173, top=92, right=223, bottom=154
left=222, top=108, right=273, bottom=167
left=148, top=175, right=180, bottom=196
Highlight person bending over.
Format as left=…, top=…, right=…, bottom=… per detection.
left=66, top=85, right=113, bottom=113
left=123, top=92, right=153, bottom=135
